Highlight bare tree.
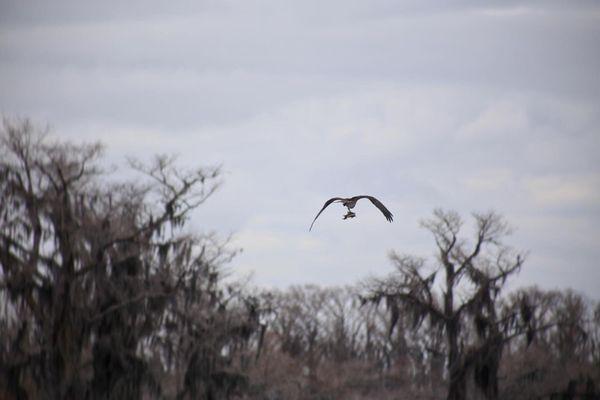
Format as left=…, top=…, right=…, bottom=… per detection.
left=248, top=284, right=438, bottom=399
left=0, top=119, right=240, bottom=399
left=363, top=209, right=526, bottom=400
left=500, top=287, right=600, bottom=400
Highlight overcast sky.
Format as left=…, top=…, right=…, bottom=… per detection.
left=1, top=0, right=599, bottom=298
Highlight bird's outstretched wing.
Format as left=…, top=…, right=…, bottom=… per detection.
left=309, top=197, right=343, bottom=231
left=355, top=195, right=394, bottom=222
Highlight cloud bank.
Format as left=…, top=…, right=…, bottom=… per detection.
left=1, top=0, right=599, bottom=297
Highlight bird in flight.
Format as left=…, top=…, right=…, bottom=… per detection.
left=309, top=195, right=393, bottom=231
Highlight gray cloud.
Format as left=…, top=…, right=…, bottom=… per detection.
left=1, top=0, right=599, bottom=298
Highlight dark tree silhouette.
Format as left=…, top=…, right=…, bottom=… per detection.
left=0, top=119, right=253, bottom=399
left=500, top=287, right=600, bottom=400
left=363, top=209, right=526, bottom=400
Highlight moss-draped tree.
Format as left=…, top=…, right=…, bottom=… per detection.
left=363, top=209, right=527, bottom=400
left=0, top=119, right=262, bottom=399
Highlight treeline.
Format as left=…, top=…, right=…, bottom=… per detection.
left=252, top=285, right=600, bottom=400
left=0, top=120, right=599, bottom=399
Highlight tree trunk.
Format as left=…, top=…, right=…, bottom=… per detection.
left=446, top=318, right=467, bottom=400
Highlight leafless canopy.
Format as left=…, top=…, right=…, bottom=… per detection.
left=0, top=119, right=263, bottom=399
left=362, top=209, right=528, bottom=400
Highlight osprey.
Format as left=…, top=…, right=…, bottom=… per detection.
left=309, top=195, right=393, bottom=231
